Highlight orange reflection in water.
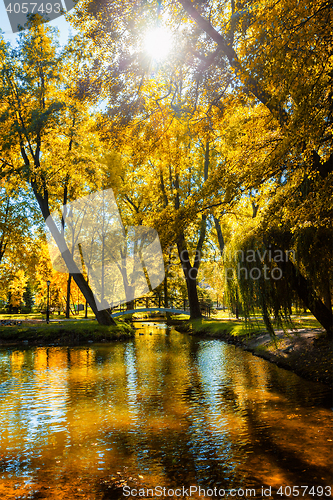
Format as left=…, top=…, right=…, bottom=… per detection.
left=0, top=325, right=331, bottom=500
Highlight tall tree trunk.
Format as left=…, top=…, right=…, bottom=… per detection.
left=322, top=279, right=332, bottom=314
left=187, top=270, right=202, bottom=319
left=32, top=186, right=116, bottom=326
left=66, top=274, right=71, bottom=319
left=71, top=271, right=116, bottom=325
left=213, top=216, right=224, bottom=256
left=178, top=248, right=202, bottom=318
left=0, top=197, right=10, bottom=265
left=163, top=274, right=169, bottom=308
left=174, top=141, right=210, bottom=320
left=177, top=232, right=203, bottom=319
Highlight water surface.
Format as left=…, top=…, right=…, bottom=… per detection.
left=0, top=324, right=332, bottom=499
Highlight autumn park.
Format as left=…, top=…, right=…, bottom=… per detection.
left=0, top=0, right=332, bottom=498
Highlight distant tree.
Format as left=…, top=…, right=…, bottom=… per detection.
left=7, top=269, right=27, bottom=313
left=22, top=282, right=34, bottom=313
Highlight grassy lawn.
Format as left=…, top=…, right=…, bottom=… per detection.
left=0, top=319, right=134, bottom=345
left=173, top=312, right=322, bottom=339
left=288, top=314, right=322, bottom=329
left=188, top=318, right=261, bottom=338
left=0, top=310, right=97, bottom=321
left=0, top=308, right=323, bottom=346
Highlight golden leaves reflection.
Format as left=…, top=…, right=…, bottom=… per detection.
left=0, top=327, right=331, bottom=499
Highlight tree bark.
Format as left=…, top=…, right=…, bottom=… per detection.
left=163, top=274, right=169, bottom=308
left=32, top=185, right=116, bottom=325
left=174, top=141, right=210, bottom=319
left=177, top=232, right=203, bottom=319
left=213, top=216, right=224, bottom=256
left=0, top=197, right=10, bottom=265
left=66, top=274, right=72, bottom=319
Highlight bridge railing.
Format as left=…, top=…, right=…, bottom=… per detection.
left=110, top=295, right=211, bottom=317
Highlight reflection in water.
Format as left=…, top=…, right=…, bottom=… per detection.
left=0, top=325, right=332, bottom=499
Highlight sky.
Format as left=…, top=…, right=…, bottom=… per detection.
left=0, top=5, right=74, bottom=46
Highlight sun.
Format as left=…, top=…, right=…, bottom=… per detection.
left=143, top=27, right=173, bottom=61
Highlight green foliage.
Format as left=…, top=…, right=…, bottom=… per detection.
left=22, top=282, right=34, bottom=313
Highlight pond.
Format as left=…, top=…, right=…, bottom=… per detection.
left=0, top=323, right=332, bottom=499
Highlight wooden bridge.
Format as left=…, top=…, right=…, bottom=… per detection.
left=110, top=295, right=211, bottom=318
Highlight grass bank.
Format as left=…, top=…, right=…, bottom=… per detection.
left=174, top=317, right=262, bottom=342
left=0, top=319, right=134, bottom=346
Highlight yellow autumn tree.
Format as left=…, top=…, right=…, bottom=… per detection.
left=0, top=22, right=117, bottom=324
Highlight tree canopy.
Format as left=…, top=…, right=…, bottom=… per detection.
left=0, top=0, right=331, bottom=332
left=68, top=0, right=332, bottom=331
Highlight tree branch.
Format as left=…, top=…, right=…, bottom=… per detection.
left=178, top=0, right=285, bottom=120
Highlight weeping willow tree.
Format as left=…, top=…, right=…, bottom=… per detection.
left=223, top=213, right=332, bottom=339
left=223, top=230, right=296, bottom=338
